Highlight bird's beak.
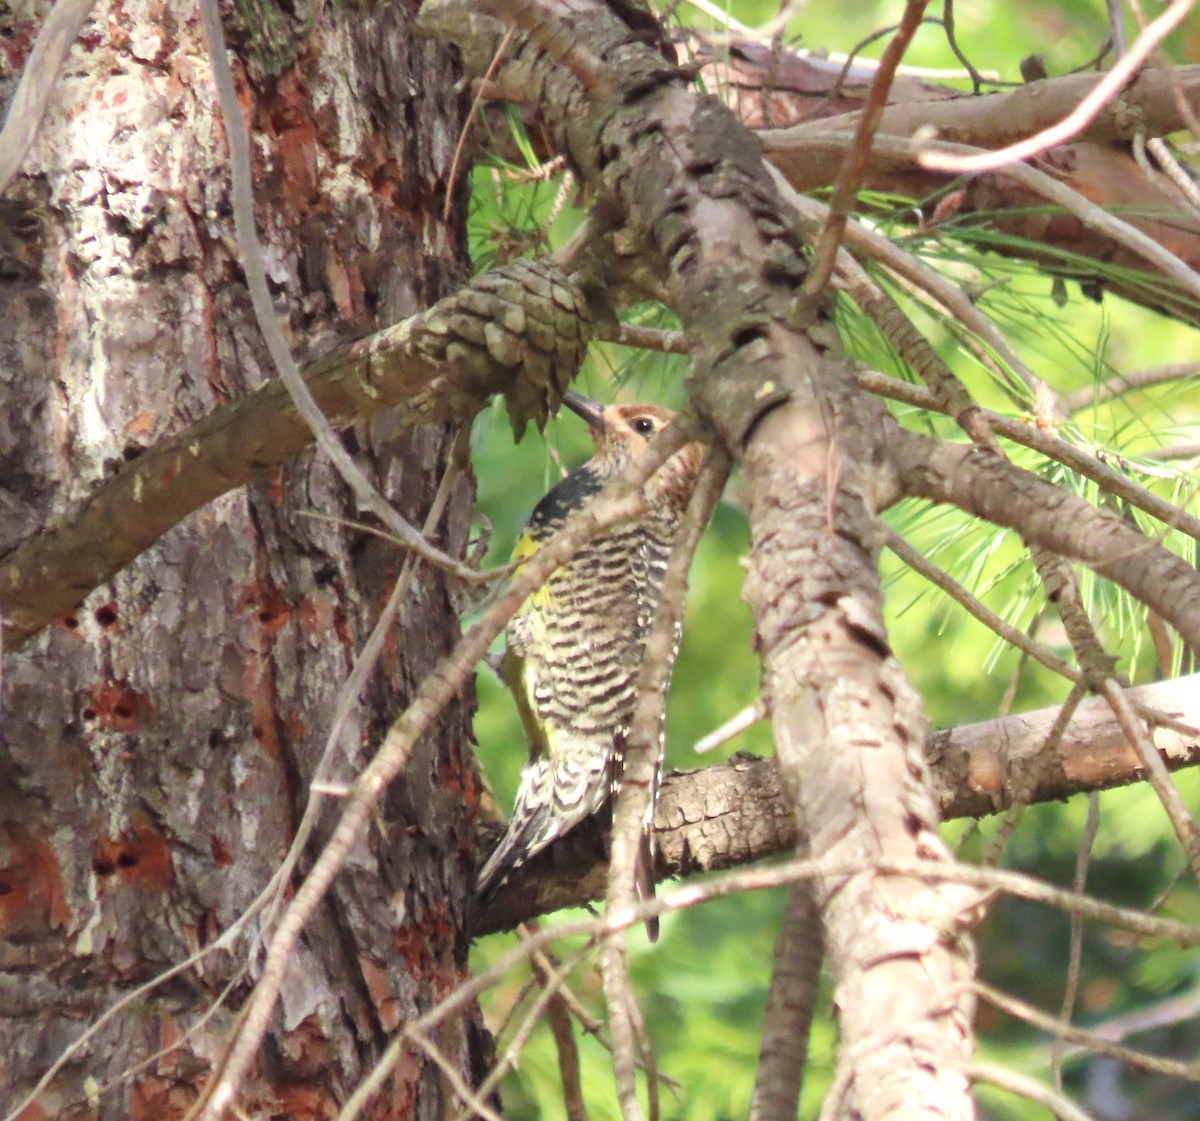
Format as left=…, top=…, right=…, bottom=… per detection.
left=562, top=391, right=605, bottom=430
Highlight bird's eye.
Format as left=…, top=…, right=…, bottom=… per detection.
left=631, top=416, right=656, bottom=436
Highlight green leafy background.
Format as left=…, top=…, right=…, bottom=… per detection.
left=466, top=3, right=1200, bottom=1117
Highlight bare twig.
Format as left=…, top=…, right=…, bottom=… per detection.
left=984, top=680, right=1088, bottom=867
left=526, top=934, right=591, bottom=1121
left=460, top=938, right=594, bottom=1121
left=967, top=1061, right=1097, bottom=1121
left=602, top=442, right=730, bottom=1121
left=1148, top=137, right=1200, bottom=215
left=979, top=982, right=1200, bottom=1081
left=863, top=370, right=1200, bottom=547
left=200, top=0, right=475, bottom=585
left=200, top=416, right=693, bottom=1118
left=802, top=1, right=930, bottom=297
left=411, top=1025, right=506, bottom=1121
left=785, top=132, right=1200, bottom=304
left=885, top=529, right=1077, bottom=683
left=1053, top=795, right=1101, bottom=1091
left=262, top=441, right=470, bottom=934
left=445, top=28, right=517, bottom=220
left=366, top=850, right=1200, bottom=1121
left=919, top=0, right=1198, bottom=173
left=1101, top=678, right=1200, bottom=882
left=1106, top=0, right=1128, bottom=57
left=694, top=700, right=767, bottom=754
left=771, top=171, right=1045, bottom=407
left=942, top=0, right=993, bottom=94
left=615, top=324, right=691, bottom=356
left=889, top=428, right=1200, bottom=651
left=1060, top=363, right=1200, bottom=415
left=1072, top=984, right=1200, bottom=1050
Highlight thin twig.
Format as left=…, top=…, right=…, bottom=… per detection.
left=978, top=982, right=1200, bottom=1081
left=411, top=1024, right=506, bottom=1121
left=525, top=933, right=591, bottom=1121
left=1101, top=678, right=1200, bottom=883
left=1060, top=363, right=1200, bottom=415
left=262, top=439, right=470, bottom=934
left=459, top=939, right=593, bottom=1120
left=984, top=680, right=1088, bottom=867
left=1106, top=0, right=1129, bottom=57
left=615, top=324, right=691, bottom=356
left=1053, top=795, right=1101, bottom=1091
left=772, top=170, right=1046, bottom=406
left=200, top=416, right=693, bottom=1118
left=200, top=0, right=478, bottom=584
left=749, top=884, right=823, bottom=1121
left=445, top=28, right=517, bottom=221
left=966, top=1061, right=1097, bottom=1121
left=362, top=851, right=1200, bottom=1121
left=1148, top=137, right=1200, bottom=215
left=794, top=131, right=1200, bottom=305
left=919, top=0, right=1198, bottom=173
left=802, top=1, right=930, bottom=297
left=885, top=529, right=1078, bottom=683
left=864, top=370, right=1200, bottom=548
left=694, top=700, right=767, bottom=754
left=942, top=0, right=991, bottom=94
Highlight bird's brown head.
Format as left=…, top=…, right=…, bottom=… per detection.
left=563, top=392, right=705, bottom=509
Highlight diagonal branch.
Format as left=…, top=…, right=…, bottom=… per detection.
left=0, top=258, right=593, bottom=648
left=887, top=424, right=1200, bottom=651
left=602, top=441, right=728, bottom=1121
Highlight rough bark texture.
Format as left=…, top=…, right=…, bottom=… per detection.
left=0, top=1, right=484, bottom=1116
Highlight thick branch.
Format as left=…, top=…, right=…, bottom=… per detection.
left=0, top=260, right=592, bottom=648
left=475, top=673, right=1200, bottom=935
left=762, top=64, right=1200, bottom=151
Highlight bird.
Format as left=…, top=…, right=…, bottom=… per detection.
left=476, top=391, right=705, bottom=938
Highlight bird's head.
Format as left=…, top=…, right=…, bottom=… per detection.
left=563, top=392, right=705, bottom=509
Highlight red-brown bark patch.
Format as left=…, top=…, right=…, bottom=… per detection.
left=0, top=824, right=71, bottom=935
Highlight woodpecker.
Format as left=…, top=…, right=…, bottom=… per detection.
left=476, top=392, right=704, bottom=936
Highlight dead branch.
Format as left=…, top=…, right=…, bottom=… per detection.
left=0, top=0, right=98, bottom=195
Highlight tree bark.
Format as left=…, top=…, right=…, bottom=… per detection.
left=0, top=1, right=484, bottom=1116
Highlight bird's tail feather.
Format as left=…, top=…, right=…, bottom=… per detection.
left=475, top=749, right=609, bottom=899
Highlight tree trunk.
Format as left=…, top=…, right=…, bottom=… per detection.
left=0, top=1, right=484, bottom=1116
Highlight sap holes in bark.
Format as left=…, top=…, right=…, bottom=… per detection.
left=94, top=604, right=118, bottom=628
